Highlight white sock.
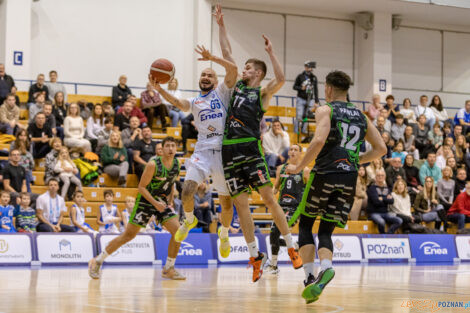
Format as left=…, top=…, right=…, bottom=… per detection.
left=164, top=257, right=176, bottom=269
left=247, top=241, right=258, bottom=258
left=219, top=226, right=229, bottom=238
left=304, top=262, right=314, bottom=280
left=282, top=233, right=294, bottom=248
left=271, top=255, right=278, bottom=267
left=96, top=250, right=109, bottom=264
left=185, top=211, right=195, bottom=224
left=320, top=259, right=333, bottom=271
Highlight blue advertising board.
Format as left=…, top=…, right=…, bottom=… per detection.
left=155, top=233, right=215, bottom=265
left=409, top=234, right=456, bottom=262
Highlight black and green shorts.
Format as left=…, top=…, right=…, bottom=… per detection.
left=222, top=139, right=272, bottom=197
left=129, top=194, right=177, bottom=228
left=293, top=171, right=357, bottom=228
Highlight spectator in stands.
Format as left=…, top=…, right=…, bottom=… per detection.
left=263, top=119, right=290, bottom=175
left=164, top=78, right=185, bottom=127
left=111, top=75, right=132, bottom=109
left=293, top=61, right=318, bottom=134
left=46, top=70, right=67, bottom=102
left=391, top=141, right=406, bottom=164
left=119, top=94, right=147, bottom=125
left=447, top=157, right=458, bottom=179
left=386, top=157, right=406, bottom=187
left=44, top=138, right=62, bottom=184
left=382, top=132, right=394, bottom=165
left=43, top=102, right=58, bottom=137
left=413, top=176, right=446, bottom=226
left=438, top=137, right=454, bottom=156
left=450, top=124, right=462, bottom=141
left=403, top=125, right=419, bottom=160
left=0, top=93, right=22, bottom=135
left=375, top=116, right=387, bottom=135
left=141, top=82, right=168, bottom=130
left=453, top=100, right=470, bottom=135
left=54, top=147, right=82, bottom=200
left=384, top=94, right=399, bottom=123
left=401, top=98, right=416, bottom=125
left=428, top=123, right=443, bottom=153
left=2, top=149, right=27, bottom=197
left=367, top=169, right=403, bottom=234
left=36, top=178, right=75, bottom=232
left=53, top=91, right=67, bottom=128
left=14, top=193, right=38, bottom=233
left=442, top=121, right=453, bottom=139
left=0, top=192, right=16, bottom=232
left=414, top=114, right=430, bottom=159
left=27, top=74, right=49, bottom=105
left=390, top=179, right=422, bottom=232
left=64, top=102, right=91, bottom=152
left=97, top=117, right=114, bottom=155
left=120, top=196, right=135, bottom=232
left=102, top=101, right=114, bottom=117
left=366, top=158, right=383, bottom=183
left=375, top=109, right=392, bottom=133
left=0, top=63, right=15, bottom=104
left=28, top=93, right=45, bottom=123
left=391, top=114, right=406, bottom=142
left=121, top=116, right=142, bottom=170
left=114, top=100, right=132, bottom=131
left=415, top=95, right=435, bottom=128
left=404, top=154, right=421, bottom=197
left=29, top=112, right=53, bottom=159
left=429, top=95, right=449, bottom=127
left=133, top=126, right=156, bottom=177
left=181, top=113, right=197, bottom=154
left=437, top=166, right=455, bottom=217
left=453, top=168, right=467, bottom=199
left=10, top=130, right=34, bottom=192
left=156, top=142, right=163, bottom=156
left=10, top=86, right=20, bottom=106
left=367, top=94, right=382, bottom=122
left=194, top=181, right=214, bottom=233
left=419, top=152, right=441, bottom=185
left=101, top=131, right=128, bottom=186
left=86, top=104, right=105, bottom=151
left=350, top=166, right=368, bottom=221
left=454, top=135, right=468, bottom=166
left=77, top=100, right=92, bottom=121
left=436, top=145, right=454, bottom=170
left=447, top=181, right=470, bottom=230
left=70, top=190, right=96, bottom=233
left=97, top=189, right=122, bottom=233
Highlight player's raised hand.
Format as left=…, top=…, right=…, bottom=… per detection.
left=148, top=74, right=162, bottom=91
left=285, top=164, right=300, bottom=175
left=213, top=4, right=225, bottom=26
left=195, top=45, right=213, bottom=61
left=263, top=35, right=273, bottom=54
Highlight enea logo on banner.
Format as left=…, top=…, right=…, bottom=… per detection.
left=156, top=233, right=213, bottom=264
left=37, top=234, right=94, bottom=263
left=0, top=235, right=32, bottom=263
left=409, top=235, right=456, bottom=262
left=362, top=237, right=411, bottom=259
left=455, top=236, right=470, bottom=260
left=218, top=236, right=258, bottom=263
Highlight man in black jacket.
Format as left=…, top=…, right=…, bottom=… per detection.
left=112, top=75, right=132, bottom=109
left=27, top=74, right=49, bottom=104
left=0, top=64, right=15, bottom=104
left=293, top=61, right=319, bottom=134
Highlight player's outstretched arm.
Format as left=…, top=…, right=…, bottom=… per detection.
left=273, top=165, right=283, bottom=194
left=303, top=167, right=310, bottom=183
left=285, top=105, right=331, bottom=174
left=213, top=4, right=236, bottom=65
left=261, top=35, right=285, bottom=111
left=138, top=161, right=167, bottom=212
left=195, top=45, right=238, bottom=88
left=148, top=75, right=191, bottom=112
left=359, top=117, right=387, bottom=164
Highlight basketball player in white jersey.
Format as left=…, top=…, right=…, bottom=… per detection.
left=149, top=45, right=237, bottom=258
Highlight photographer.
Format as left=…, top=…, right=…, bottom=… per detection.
left=293, top=61, right=319, bottom=134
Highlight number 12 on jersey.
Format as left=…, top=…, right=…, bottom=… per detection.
left=339, top=122, right=360, bottom=151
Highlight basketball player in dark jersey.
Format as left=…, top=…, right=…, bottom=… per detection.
left=265, top=144, right=309, bottom=275
left=89, top=137, right=186, bottom=280
left=213, top=5, right=302, bottom=283
left=286, top=71, right=386, bottom=303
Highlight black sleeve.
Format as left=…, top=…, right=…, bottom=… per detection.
left=134, top=140, right=143, bottom=152
left=293, top=74, right=303, bottom=91
left=46, top=126, right=53, bottom=137
left=114, top=114, right=121, bottom=127
left=27, top=85, right=35, bottom=103
left=112, top=87, right=120, bottom=104
left=313, top=75, right=319, bottom=103
left=44, top=85, right=49, bottom=101
left=2, top=166, right=11, bottom=180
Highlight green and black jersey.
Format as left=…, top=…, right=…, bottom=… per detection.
left=223, top=80, right=264, bottom=144
left=278, top=164, right=305, bottom=208
left=314, top=101, right=367, bottom=174
left=140, top=156, right=180, bottom=204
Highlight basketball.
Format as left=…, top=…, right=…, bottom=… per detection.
left=150, top=58, right=175, bottom=84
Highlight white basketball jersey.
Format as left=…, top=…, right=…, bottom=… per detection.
left=71, top=204, right=85, bottom=227
left=99, top=204, right=118, bottom=233
left=189, top=83, right=232, bottom=152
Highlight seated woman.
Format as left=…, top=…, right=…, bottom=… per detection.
left=100, top=131, right=128, bottom=186
left=391, top=178, right=422, bottom=232
left=413, top=176, right=447, bottom=229
left=366, top=158, right=383, bottom=184
left=86, top=104, right=105, bottom=152
left=64, top=102, right=91, bottom=152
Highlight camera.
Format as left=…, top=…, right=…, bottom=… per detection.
left=304, top=61, right=316, bottom=69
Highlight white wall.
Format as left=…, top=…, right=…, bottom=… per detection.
left=0, top=0, right=6, bottom=64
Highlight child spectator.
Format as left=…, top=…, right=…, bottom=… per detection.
left=54, top=147, right=82, bottom=199
left=120, top=196, right=135, bottom=231
left=403, top=125, right=419, bottom=160
left=0, top=191, right=15, bottom=232
left=14, top=192, right=38, bottom=233
left=390, top=114, right=406, bottom=142
left=428, top=123, right=443, bottom=152
left=70, top=191, right=96, bottom=234
left=391, top=141, right=406, bottom=164
left=97, top=190, right=121, bottom=233
left=97, top=117, right=114, bottom=155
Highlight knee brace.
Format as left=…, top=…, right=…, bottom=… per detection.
left=298, top=215, right=315, bottom=248
left=317, top=220, right=336, bottom=252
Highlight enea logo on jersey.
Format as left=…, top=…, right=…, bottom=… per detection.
left=178, top=241, right=203, bottom=256
left=199, top=108, right=223, bottom=122
left=419, top=241, right=448, bottom=255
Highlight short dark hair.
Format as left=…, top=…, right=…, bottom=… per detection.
left=19, top=192, right=30, bottom=199
left=0, top=190, right=10, bottom=197
left=386, top=95, right=395, bottom=101
left=104, top=117, right=114, bottom=124
left=44, top=101, right=53, bottom=107
left=5, top=93, right=15, bottom=99
left=420, top=95, right=428, bottom=99
left=48, top=177, right=59, bottom=185
left=9, top=148, right=19, bottom=156
left=73, top=190, right=84, bottom=199
left=162, top=136, right=177, bottom=147
left=245, top=58, right=267, bottom=80
left=142, top=125, right=152, bottom=131
left=325, top=70, right=351, bottom=92
left=49, top=70, right=57, bottom=75
left=104, top=189, right=114, bottom=197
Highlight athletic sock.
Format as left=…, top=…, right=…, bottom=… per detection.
left=219, top=226, right=229, bottom=238
left=247, top=241, right=259, bottom=258
left=96, top=250, right=109, bottom=264
left=185, top=211, right=195, bottom=224
left=283, top=233, right=294, bottom=248
left=304, top=262, right=314, bottom=281
left=271, top=255, right=278, bottom=267
left=320, top=259, right=333, bottom=271
left=164, top=257, right=176, bottom=269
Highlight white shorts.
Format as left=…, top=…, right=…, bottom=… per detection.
left=185, top=149, right=229, bottom=196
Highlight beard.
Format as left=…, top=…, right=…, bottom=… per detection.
left=199, top=82, right=214, bottom=92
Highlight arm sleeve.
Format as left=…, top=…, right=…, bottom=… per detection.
left=112, top=87, right=120, bottom=103
left=63, top=117, right=71, bottom=138
left=419, top=166, right=426, bottom=186
left=100, top=146, right=113, bottom=165
left=86, top=118, right=96, bottom=139
left=367, top=186, right=383, bottom=206
left=293, top=75, right=302, bottom=91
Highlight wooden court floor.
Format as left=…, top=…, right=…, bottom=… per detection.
left=1, top=263, right=470, bottom=313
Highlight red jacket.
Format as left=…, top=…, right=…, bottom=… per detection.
left=117, top=107, right=147, bottom=124
left=448, top=191, right=470, bottom=216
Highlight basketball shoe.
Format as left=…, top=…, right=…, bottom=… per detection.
left=174, top=217, right=198, bottom=242
left=248, top=252, right=267, bottom=282
left=288, top=247, right=303, bottom=269
left=302, top=268, right=335, bottom=304
left=162, top=267, right=186, bottom=280
left=88, top=258, right=102, bottom=280
left=218, top=228, right=231, bottom=258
